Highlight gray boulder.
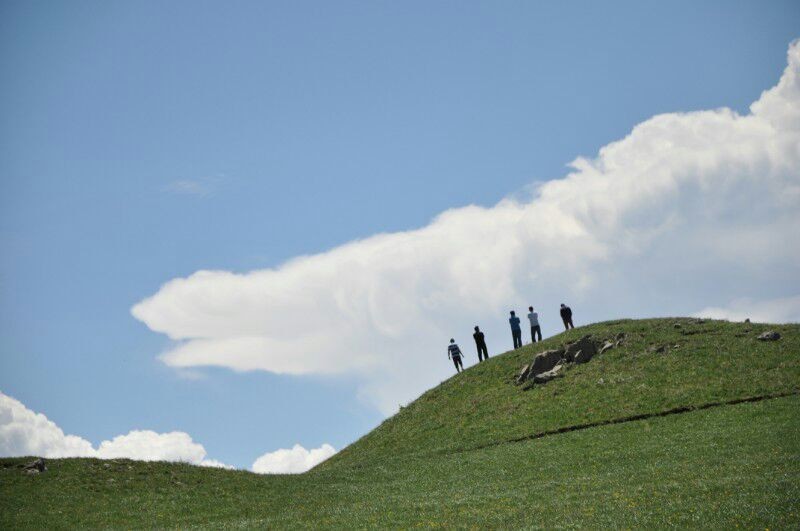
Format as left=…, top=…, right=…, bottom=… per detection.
left=530, top=349, right=565, bottom=375
left=533, top=363, right=564, bottom=383
left=757, top=331, right=781, bottom=341
left=565, top=336, right=596, bottom=363
left=574, top=349, right=594, bottom=364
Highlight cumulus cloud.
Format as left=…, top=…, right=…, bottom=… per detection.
left=132, top=41, right=800, bottom=414
left=251, top=443, right=337, bottom=474
left=694, top=295, right=800, bottom=323
left=0, top=391, right=232, bottom=468
left=0, top=392, right=95, bottom=458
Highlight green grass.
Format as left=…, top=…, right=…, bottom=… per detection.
left=1, top=318, right=799, bottom=529
left=329, top=318, right=800, bottom=467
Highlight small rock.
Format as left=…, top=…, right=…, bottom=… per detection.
left=757, top=331, right=781, bottom=341
left=597, top=378, right=605, bottom=385
left=744, top=318, right=751, bottom=323
left=599, top=341, right=615, bottom=355
left=694, top=319, right=706, bottom=324
left=25, top=468, right=40, bottom=475
left=516, top=364, right=532, bottom=385
left=673, top=323, right=682, bottom=329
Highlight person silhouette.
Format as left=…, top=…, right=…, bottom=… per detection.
left=560, top=303, right=574, bottom=330
left=509, top=311, right=522, bottom=349
left=473, top=326, right=489, bottom=362
left=528, top=306, right=542, bottom=342
left=448, top=338, right=464, bottom=373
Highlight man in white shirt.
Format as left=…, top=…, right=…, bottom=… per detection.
left=528, top=306, right=542, bottom=343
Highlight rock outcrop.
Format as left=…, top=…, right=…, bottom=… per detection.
left=22, top=458, right=47, bottom=475
left=517, top=333, right=622, bottom=387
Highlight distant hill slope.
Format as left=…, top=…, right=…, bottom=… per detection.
left=2, top=318, right=798, bottom=529
left=324, top=318, right=800, bottom=469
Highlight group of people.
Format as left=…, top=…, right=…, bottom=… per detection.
left=447, top=303, right=575, bottom=373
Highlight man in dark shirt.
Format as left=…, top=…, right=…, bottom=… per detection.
left=560, top=303, right=574, bottom=330
left=473, top=326, right=489, bottom=362
left=447, top=338, right=464, bottom=373
left=509, top=311, right=522, bottom=349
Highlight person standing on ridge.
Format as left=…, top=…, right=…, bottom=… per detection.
left=560, top=303, right=574, bottom=330
left=473, top=326, right=489, bottom=362
left=528, top=306, right=542, bottom=343
left=509, top=311, right=522, bottom=349
left=448, top=338, right=464, bottom=373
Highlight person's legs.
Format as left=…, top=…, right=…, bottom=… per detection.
left=481, top=344, right=489, bottom=359
left=530, top=327, right=536, bottom=343
left=562, top=318, right=569, bottom=330
left=452, top=358, right=461, bottom=372
left=568, top=318, right=574, bottom=329
left=534, top=325, right=542, bottom=342
left=513, top=330, right=522, bottom=348
left=457, top=357, right=464, bottom=371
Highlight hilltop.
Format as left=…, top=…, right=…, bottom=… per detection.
left=2, top=318, right=799, bottom=528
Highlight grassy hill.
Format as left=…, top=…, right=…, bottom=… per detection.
left=2, top=318, right=799, bottom=528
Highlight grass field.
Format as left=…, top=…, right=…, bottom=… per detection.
left=1, top=318, right=799, bottom=528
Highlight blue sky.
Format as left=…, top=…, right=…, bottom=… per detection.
left=1, top=1, right=799, bottom=469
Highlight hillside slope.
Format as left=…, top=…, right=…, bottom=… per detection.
left=325, top=318, right=800, bottom=469
left=1, top=318, right=798, bottom=529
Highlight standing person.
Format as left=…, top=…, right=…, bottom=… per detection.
left=473, top=326, right=489, bottom=362
left=509, top=311, right=522, bottom=349
left=560, top=303, right=574, bottom=330
left=448, top=339, right=464, bottom=373
left=528, top=306, right=542, bottom=343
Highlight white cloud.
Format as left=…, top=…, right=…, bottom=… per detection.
left=94, top=430, right=207, bottom=462
left=0, top=391, right=233, bottom=468
left=694, top=295, right=800, bottom=323
left=197, top=458, right=236, bottom=470
left=0, top=391, right=333, bottom=473
left=132, top=41, right=800, bottom=414
left=251, top=443, right=337, bottom=474
left=0, top=392, right=95, bottom=458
